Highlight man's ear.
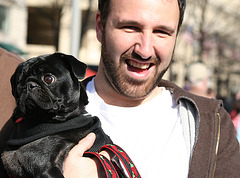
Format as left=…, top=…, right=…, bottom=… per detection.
left=96, top=10, right=103, bottom=43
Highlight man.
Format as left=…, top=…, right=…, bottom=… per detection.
left=1, top=0, right=239, bottom=177
left=63, top=0, right=240, bottom=177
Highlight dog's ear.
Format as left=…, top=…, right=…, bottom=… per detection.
left=55, top=53, right=87, bottom=80
left=10, top=63, right=23, bottom=99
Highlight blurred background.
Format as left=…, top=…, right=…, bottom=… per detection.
left=0, top=0, right=240, bottom=112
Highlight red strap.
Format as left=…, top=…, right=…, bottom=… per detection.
left=100, top=144, right=141, bottom=178
left=84, top=152, right=119, bottom=178
left=85, top=144, right=141, bottom=178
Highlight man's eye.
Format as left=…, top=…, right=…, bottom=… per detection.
left=42, top=74, right=56, bottom=84
left=122, top=26, right=140, bottom=32
left=154, top=30, right=169, bottom=36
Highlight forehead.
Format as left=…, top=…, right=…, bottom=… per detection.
left=108, top=0, right=179, bottom=28
left=109, top=0, right=179, bottom=9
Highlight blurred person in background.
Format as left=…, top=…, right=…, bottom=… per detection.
left=186, top=62, right=215, bottom=98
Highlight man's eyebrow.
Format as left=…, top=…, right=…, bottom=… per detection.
left=113, top=19, right=140, bottom=26
left=113, top=18, right=176, bottom=33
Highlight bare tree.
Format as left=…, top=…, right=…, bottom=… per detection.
left=180, top=0, right=240, bottom=97
left=186, top=0, right=240, bottom=61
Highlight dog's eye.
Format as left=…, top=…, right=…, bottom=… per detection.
left=42, top=74, right=56, bottom=84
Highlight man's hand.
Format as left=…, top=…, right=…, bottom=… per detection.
left=63, top=133, right=110, bottom=178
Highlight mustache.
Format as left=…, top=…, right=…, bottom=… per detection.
left=101, top=38, right=160, bottom=64
left=121, top=48, right=160, bottom=63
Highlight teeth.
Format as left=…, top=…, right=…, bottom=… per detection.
left=128, top=60, right=150, bottom=69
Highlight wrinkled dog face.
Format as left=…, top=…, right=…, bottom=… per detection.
left=11, top=53, right=88, bottom=122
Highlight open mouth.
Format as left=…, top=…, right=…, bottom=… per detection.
left=126, top=59, right=153, bottom=72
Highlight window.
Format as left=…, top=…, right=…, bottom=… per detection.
left=27, top=7, right=61, bottom=46
left=0, top=5, right=9, bottom=32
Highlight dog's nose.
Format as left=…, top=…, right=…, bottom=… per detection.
left=26, top=82, right=38, bottom=91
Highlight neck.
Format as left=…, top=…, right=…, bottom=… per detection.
left=94, top=71, right=163, bottom=107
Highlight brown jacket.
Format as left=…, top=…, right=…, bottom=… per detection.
left=0, top=77, right=239, bottom=177
left=159, top=79, right=240, bottom=177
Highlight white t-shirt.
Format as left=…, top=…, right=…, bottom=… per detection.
left=85, top=78, right=189, bottom=177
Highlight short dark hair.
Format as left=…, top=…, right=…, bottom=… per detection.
left=98, top=0, right=186, bottom=31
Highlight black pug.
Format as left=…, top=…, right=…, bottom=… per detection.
left=1, top=52, right=112, bottom=177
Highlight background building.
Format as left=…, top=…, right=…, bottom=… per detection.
left=0, top=0, right=27, bottom=55
left=0, top=0, right=240, bottom=101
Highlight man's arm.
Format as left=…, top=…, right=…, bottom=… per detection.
left=214, top=107, right=240, bottom=177
left=0, top=48, right=23, bottom=130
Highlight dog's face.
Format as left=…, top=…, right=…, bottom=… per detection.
left=11, top=53, right=88, bottom=123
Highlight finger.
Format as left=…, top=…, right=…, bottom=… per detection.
left=99, top=150, right=112, bottom=160
left=68, top=133, right=96, bottom=157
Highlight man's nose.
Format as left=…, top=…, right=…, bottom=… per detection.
left=134, top=32, right=154, bottom=60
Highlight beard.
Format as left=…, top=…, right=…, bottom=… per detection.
left=101, top=36, right=172, bottom=100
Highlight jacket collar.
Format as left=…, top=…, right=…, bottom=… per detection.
left=82, top=77, right=222, bottom=110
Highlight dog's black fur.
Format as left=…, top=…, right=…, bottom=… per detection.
left=1, top=53, right=112, bottom=177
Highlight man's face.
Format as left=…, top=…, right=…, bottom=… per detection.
left=96, top=0, right=180, bottom=100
